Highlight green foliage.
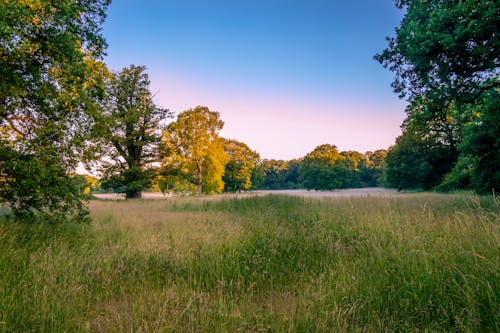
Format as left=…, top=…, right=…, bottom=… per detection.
left=250, top=162, right=266, bottom=189
left=0, top=0, right=110, bottom=221
left=438, top=89, right=500, bottom=192
left=0, top=147, right=89, bottom=222
left=384, top=119, right=458, bottom=190
left=222, top=139, right=260, bottom=192
left=377, top=0, right=499, bottom=192
left=101, top=167, right=154, bottom=197
left=256, top=159, right=303, bottom=190
left=459, top=89, right=500, bottom=192
left=0, top=0, right=110, bottom=113
left=376, top=0, right=499, bottom=103
left=161, top=106, right=228, bottom=196
left=360, top=150, right=388, bottom=186
left=301, top=144, right=381, bottom=190
left=260, top=159, right=290, bottom=189
left=255, top=149, right=386, bottom=191
left=90, top=65, right=171, bottom=198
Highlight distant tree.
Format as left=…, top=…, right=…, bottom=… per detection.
left=301, top=145, right=378, bottom=190
left=340, top=151, right=365, bottom=187
left=259, top=159, right=289, bottom=189
left=376, top=0, right=499, bottom=192
left=250, top=161, right=266, bottom=190
left=223, top=139, right=260, bottom=192
left=161, top=106, right=228, bottom=196
left=284, top=159, right=303, bottom=189
left=0, top=0, right=110, bottom=221
left=360, top=150, right=387, bottom=187
left=89, top=65, right=171, bottom=198
left=301, top=144, right=344, bottom=190
left=367, top=150, right=387, bottom=170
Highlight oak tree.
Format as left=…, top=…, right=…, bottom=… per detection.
left=90, top=65, right=171, bottom=199
left=161, top=106, right=228, bottom=196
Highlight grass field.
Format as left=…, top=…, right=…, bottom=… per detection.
left=0, top=192, right=498, bottom=332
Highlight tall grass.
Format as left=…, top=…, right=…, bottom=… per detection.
left=0, top=193, right=498, bottom=331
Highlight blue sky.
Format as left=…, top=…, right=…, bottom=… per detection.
left=102, top=0, right=406, bottom=160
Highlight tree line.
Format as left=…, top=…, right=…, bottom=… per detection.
left=1, top=0, right=498, bottom=222
left=94, top=101, right=387, bottom=196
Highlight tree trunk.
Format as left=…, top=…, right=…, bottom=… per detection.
left=126, top=190, right=142, bottom=199
left=197, top=161, right=203, bottom=197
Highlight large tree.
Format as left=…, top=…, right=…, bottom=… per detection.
left=376, top=0, right=499, bottom=192
left=161, top=106, right=228, bottom=196
left=89, top=65, right=171, bottom=199
left=222, top=138, right=260, bottom=192
left=0, top=0, right=110, bottom=220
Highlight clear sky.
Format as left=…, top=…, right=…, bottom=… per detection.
left=102, top=0, right=407, bottom=160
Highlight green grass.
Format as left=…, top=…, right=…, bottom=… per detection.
left=0, top=193, right=498, bottom=332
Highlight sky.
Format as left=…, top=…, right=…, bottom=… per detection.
left=102, top=0, right=407, bottom=160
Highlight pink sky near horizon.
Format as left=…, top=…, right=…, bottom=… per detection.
left=147, top=68, right=406, bottom=160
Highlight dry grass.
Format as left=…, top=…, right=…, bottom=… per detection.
left=90, top=199, right=244, bottom=255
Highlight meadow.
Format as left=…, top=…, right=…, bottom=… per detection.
left=0, top=192, right=498, bottom=332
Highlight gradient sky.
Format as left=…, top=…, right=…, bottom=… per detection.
left=102, top=0, right=407, bottom=160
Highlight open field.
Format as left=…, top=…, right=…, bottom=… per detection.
left=0, top=192, right=499, bottom=332
left=93, top=188, right=401, bottom=200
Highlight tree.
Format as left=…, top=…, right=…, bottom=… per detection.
left=89, top=65, right=171, bottom=198
left=360, top=150, right=387, bottom=187
left=0, top=0, right=111, bottom=220
left=340, top=151, right=365, bottom=188
left=437, top=89, right=500, bottom=192
left=376, top=0, right=499, bottom=192
left=222, top=139, right=260, bottom=192
left=258, top=159, right=293, bottom=190
left=301, top=144, right=349, bottom=190
left=250, top=161, right=266, bottom=189
left=384, top=107, right=459, bottom=190
left=284, top=159, right=303, bottom=189
left=161, top=106, right=228, bottom=196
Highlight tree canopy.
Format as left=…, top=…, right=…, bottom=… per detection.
left=222, top=139, right=260, bottom=192
left=89, top=65, right=170, bottom=198
left=375, top=0, right=499, bottom=104
left=301, top=144, right=353, bottom=190
left=377, top=0, right=499, bottom=192
left=161, top=106, right=228, bottom=196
